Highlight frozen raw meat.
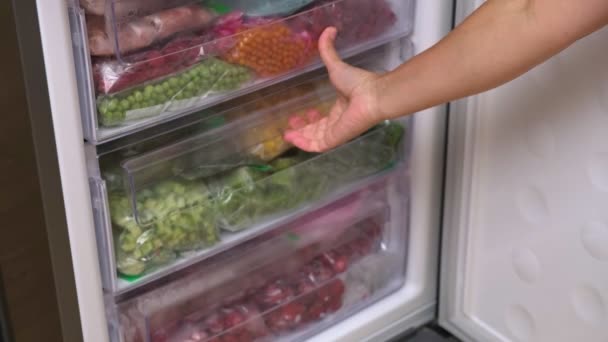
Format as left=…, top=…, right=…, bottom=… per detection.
left=88, top=5, right=216, bottom=56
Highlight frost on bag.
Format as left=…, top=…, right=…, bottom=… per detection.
left=109, top=178, right=220, bottom=277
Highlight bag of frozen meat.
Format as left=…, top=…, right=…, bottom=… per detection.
left=87, top=4, right=217, bottom=56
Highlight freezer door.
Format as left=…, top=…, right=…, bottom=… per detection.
left=440, top=2, right=608, bottom=342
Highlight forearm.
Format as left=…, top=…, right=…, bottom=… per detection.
left=376, top=0, right=608, bottom=120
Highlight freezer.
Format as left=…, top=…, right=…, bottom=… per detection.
left=10, top=0, right=608, bottom=341
left=68, top=0, right=415, bottom=142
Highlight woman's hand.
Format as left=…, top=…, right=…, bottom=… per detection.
left=283, top=27, right=384, bottom=153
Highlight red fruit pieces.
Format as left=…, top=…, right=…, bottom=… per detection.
left=305, top=259, right=335, bottom=285
left=222, top=307, right=246, bottom=329
left=265, top=302, right=306, bottom=332
left=255, top=280, right=295, bottom=310
left=321, top=251, right=349, bottom=274
left=203, top=313, right=225, bottom=335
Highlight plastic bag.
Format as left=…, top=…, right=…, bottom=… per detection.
left=109, top=178, right=220, bottom=277
left=87, top=4, right=216, bottom=56
left=93, top=33, right=213, bottom=95
left=289, top=0, right=397, bottom=46
left=211, top=12, right=314, bottom=76
left=96, top=58, right=251, bottom=127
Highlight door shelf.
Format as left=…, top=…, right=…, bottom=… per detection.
left=108, top=178, right=409, bottom=342
left=68, top=0, right=415, bottom=143
left=92, top=75, right=411, bottom=294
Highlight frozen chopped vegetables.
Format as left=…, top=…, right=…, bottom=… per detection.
left=104, top=115, right=403, bottom=277
left=109, top=178, right=219, bottom=277
left=97, top=58, right=251, bottom=127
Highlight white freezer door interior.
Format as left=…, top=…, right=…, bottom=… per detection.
left=440, top=1, right=608, bottom=341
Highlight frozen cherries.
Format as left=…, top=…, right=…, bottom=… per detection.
left=153, top=221, right=382, bottom=342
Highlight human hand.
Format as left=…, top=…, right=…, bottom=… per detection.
left=283, top=27, right=383, bottom=153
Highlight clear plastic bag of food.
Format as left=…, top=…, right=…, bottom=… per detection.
left=211, top=12, right=315, bottom=77
left=288, top=0, right=397, bottom=47
left=109, top=178, right=220, bottom=277
left=113, top=217, right=176, bottom=277
left=92, top=33, right=214, bottom=95
left=87, top=4, right=217, bottom=56
left=96, top=58, right=251, bottom=127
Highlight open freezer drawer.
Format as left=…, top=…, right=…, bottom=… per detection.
left=439, top=1, right=608, bottom=341
left=68, top=0, right=416, bottom=143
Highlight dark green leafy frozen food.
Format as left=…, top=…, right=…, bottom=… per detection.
left=211, top=122, right=404, bottom=232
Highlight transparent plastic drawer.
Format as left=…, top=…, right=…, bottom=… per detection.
left=68, top=0, right=416, bottom=142
left=108, top=179, right=408, bottom=342
left=92, top=75, right=409, bottom=294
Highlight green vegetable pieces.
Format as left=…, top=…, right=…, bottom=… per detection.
left=105, top=121, right=404, bottom=278
left=97, top=59, right=251, bottom=127
left=209, top=122, right=404, bottom=232
left=109, top=178, right=218, bottom=277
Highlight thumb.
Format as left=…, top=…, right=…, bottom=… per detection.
left=319, top=27, right=346, bottom=75
left=318, top=27, right=367, bottom=96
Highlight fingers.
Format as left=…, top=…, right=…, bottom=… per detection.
left=287, top=115, right=307, bottom=130
left=285, top=109, right=324, bottom=151
left=318, top=27, right=344, bottom=76
left=284, top=129, right=318, bottom=152
left=287, top=109, right=322, bottom=131
left=318, top=27, right=369, bottom=96
left=306, top=109, right=322, bottom=123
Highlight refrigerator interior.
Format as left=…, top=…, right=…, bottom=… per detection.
left=68, top=0, right=416, bottom=143
left=34, top=0, right=453, bottom=341
left=440, top=2, right=608, bottom=341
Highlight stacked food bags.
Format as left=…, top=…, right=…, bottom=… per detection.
left=78, top=0, right=399, bottom=127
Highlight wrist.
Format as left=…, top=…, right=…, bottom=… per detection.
left=367, top=72, right=391, bottom=124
